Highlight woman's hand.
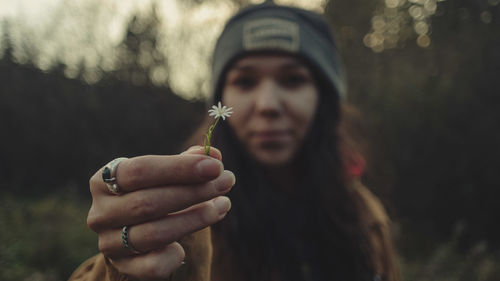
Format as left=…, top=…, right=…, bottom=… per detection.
left=86, top=146, right=234, bottom=280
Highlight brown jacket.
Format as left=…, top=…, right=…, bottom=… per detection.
left=69, top=181, right=400, bottom=281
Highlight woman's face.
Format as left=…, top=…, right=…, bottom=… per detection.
left=222, top=54, right=319, bottom=167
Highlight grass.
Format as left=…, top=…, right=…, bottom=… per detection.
left=0, top=191, right=98, bottom=281
left=399, top=223, right=500, bottom=281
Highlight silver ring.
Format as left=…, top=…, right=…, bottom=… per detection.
left=102, top=157, right=128, bottom=194
left=122, top=226, right=142, bottom=254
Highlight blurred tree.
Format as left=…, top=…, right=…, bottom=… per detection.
left=111, top=4, right=169, bottom=88
left=0, top=7, right=205, bottom=198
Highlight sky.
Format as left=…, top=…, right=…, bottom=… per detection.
left=0, top=0, right=327, bottom=99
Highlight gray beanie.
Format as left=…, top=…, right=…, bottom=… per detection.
left=211, top=2, right=346, bottom=104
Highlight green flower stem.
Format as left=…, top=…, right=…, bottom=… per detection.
left=204, top=116, right=221, bottom=155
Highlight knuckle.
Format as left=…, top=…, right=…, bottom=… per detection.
left=129, top=194, right=156, bottom=220
left=125, top=160, right=145, bottom=187
left=87, top=205, right=103, bottom=231
left=97, top=236, right=112, bottom=256
left=89, top=175, right=102, bottom=195
left=141, top=223, right=163, bottom=246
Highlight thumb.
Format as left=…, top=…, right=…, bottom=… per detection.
left=181, top=145, right=223, bottom=161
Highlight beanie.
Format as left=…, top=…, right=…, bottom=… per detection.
left=210, top=2, right=346, bottom=104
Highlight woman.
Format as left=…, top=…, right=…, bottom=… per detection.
left=70, top=2, right=400, bottom=281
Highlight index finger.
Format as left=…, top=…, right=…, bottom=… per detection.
left=91, top=154, right=224, bottom=193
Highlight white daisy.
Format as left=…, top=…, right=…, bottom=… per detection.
left=208, top=101, right=233, bottom=120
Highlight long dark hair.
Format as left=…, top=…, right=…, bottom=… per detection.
left=195, top=71, right=374, bottom=281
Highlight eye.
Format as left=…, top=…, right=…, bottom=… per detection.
left=279, top=72, right=312, bottom=89
left=229, top=75, right=257, bottom=90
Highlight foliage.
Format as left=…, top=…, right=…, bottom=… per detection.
left=0, top=192, right=97, bottom=281
left=399, top=223, right=500, bottom=281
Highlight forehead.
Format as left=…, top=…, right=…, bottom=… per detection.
left=228, top=53, right=310, bottom=72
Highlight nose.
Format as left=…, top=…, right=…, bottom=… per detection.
left=254, top=79, right=282, bottom=118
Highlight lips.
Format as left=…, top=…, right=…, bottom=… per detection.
left=251, top=129, right=292, bottom=143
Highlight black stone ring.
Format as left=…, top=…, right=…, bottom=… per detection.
left=102, top=157, right=128, bottom=195
left=122, top=226, right=142, bottom=254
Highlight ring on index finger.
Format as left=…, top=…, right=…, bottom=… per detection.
left=102, top=157, right=128, bottom=195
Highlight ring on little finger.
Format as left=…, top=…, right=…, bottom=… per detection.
left=102, top=157, right=128, bottom=195
left=121, top=226, right=142, bottom=254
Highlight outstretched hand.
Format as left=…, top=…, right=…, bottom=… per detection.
left=86, top=146, right=234, bottom=280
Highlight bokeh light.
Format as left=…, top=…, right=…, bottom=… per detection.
left=364, top=0, right=442, bottom=51
left=416, top=34, right=431, bottom=47
left=481, top=11, right=493, bottom=24
left=414, top=21, right=429, bottom=35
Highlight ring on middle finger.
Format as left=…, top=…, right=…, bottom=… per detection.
left=122, top=226, right=142, bottom=254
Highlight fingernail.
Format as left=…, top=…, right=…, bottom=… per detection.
left=216, top=171, right=236, bottom=192
left=213, top=197, right=231, bottom=217
left=196, top=158, right=223, bottom=179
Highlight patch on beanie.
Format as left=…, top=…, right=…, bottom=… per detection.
left=243, top=18, right=299, bottom=52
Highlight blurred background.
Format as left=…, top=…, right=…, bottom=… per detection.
left=0, top=0, right=499, bottom=280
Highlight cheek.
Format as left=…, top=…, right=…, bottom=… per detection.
left=288, top=87, right=318, bottom=130
left=222, top=90, right=247, bottom=114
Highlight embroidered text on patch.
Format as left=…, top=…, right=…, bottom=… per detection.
left=243, top=18, right=300, bottom=52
